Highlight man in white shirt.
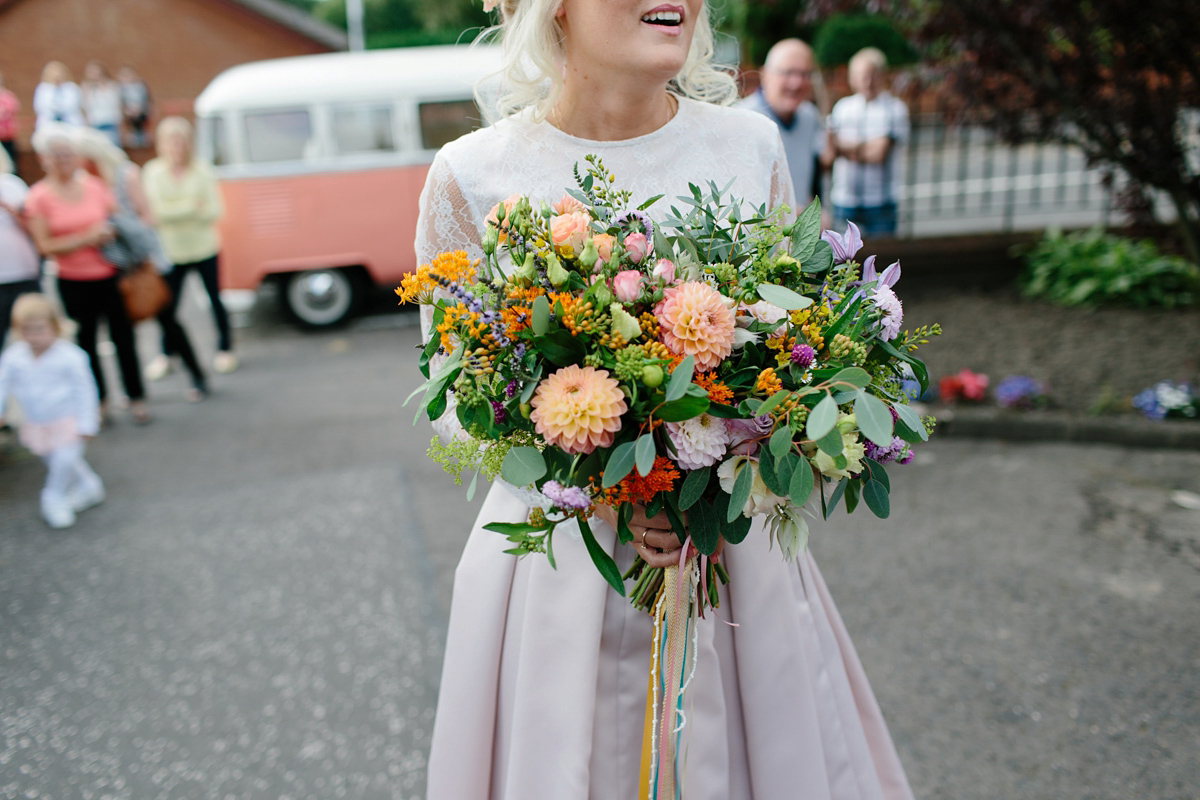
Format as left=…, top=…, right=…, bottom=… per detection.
left=828, top=47, right=910, bottom=236
left=737, top=39, right=832, bottom=209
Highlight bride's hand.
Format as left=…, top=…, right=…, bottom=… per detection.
left=595, top=504, right=725, bottom=569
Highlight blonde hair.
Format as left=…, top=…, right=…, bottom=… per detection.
left=849, top=47, right=888, bottom=73
left=41, top=60, right=72, bottom=84
left=30, top=123, right=77, bottom=156
left=11, top=293, right=61, bottom=336
left=0, top=144, right=11, bottom=175
left=481, top=0, right=737, bottom=120
left=72, top=126, right=128, bottom=187
left=155, top=116, right=194, bottom=158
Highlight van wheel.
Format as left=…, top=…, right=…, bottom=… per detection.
left=282, top=269, right=360, bottom=327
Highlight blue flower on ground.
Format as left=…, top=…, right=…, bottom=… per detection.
left=995, top=375, right=1047, bottom=410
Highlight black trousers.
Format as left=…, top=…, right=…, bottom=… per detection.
left=162, top=254, right=232, bottom=355
left=0, top=277, right=41, bottom=351
left=156, top=300, right=207, bottom=392
left=58, top=276, right=145, bottom=403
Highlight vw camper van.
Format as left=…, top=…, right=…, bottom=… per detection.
left=194, top=45, right=502, bottom=326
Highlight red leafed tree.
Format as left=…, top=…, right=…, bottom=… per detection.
left=806, top=0, right=1200, bottom=263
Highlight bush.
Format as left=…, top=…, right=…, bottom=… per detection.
left=812, top=14, right=918, bottom=69
left=367, top=27, right=480, bottom=48
left=1020, top=228, right=1200, bottom=308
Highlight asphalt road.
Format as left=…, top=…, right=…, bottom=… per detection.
left=2, top=294, right=1198, bottom=800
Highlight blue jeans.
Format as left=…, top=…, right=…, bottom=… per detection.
left=832, top=202, right=898, bottom=237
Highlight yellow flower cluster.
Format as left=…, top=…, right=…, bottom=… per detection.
left=756, top=367, right=783, bottom=395
left=790, top=305, right=831, bottom=351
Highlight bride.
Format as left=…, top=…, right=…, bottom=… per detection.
left=417, top=1, right=915, bottom=798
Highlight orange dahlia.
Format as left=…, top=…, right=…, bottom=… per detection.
left=530, top=365, right=628, bottom=454
left=656, top=281, right=736, bottom=371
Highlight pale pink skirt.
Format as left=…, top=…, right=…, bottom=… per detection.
left=426, top=483, right=915, bottom=800
left=19, top=416, right=80, bottom=456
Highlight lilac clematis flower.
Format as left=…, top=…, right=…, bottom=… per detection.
left=821, top=221, right=863, bottom=264
left=862, top=255, right=902, bottom=289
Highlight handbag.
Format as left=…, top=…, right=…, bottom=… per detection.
left=118, top=262, right=172, bottom=322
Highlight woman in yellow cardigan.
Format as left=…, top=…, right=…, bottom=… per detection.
left=141, top=116, right=236, bottom=376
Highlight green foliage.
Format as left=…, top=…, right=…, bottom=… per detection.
left=1020, top=228, right=1200, bottom=308
left=367, top=27, right=482, bottom=49
left=316, top=0, right=488, bottom=39
left=812, top=14, right=919, bottom=68
left=724, top=0, right=816, bottom=66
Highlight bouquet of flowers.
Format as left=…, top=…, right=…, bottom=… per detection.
left=1132, top=380, right=1199, bottom=420
left=401, top=156, right=938, bottom=607
left=400, top=157, right=937, bottom=795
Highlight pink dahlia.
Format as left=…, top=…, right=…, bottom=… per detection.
left=656, top=281, right=736, bottom=371
left=529, top=365, right=628, bottom=455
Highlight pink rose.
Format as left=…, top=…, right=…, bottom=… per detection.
left=612, top=270, right=644, bottom=303
left=624, top=232, right=649, bottom=264
left=552, top=194, right=587, bottom=215
left=652, top=258, right=677, bottom=284
left=550, top=211, right=591, bottom=258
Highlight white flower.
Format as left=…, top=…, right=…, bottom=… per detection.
left=717, top=455, right=784, bottom=517
left=740, top=300, right=789, bottom=329
left=872, top=285, right=904, bottom=341
left=666, top=414, right=730, bottom=470
left=732, top=327, right=761, bottom=348
left=811, top=432, right=866, bottom=480
left=767, top=505, right=809, bottom=560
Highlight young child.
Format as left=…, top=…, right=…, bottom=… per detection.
left=0, top=293, right=104, bottom=528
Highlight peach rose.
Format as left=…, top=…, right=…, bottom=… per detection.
left=652, top=258, right=677, bottom=284
left=550, top=211, right=591, bottom=258
left=612, top=270, right=644, bottom=303
left=552, top=194, right=587, bottom=215
left=592, top=233, right=616, bottom=267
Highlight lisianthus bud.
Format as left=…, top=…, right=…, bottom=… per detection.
left=624, top=232, right=649, bottom=264
left=546, top=253, right=570, bottom=288
left=612, top=270, right=644, bottom=303
left=511, top=252, right=537, bottom=287
left=520, top=402, right=532, bottom=419
left=837, top=412, right=857, bottom=434
left=482, top=225, right=499, bottom=255
left=494, top=202, right=506, bottom=222
left=579, top=237, right=600, bottom=270
left=642, top=364, right=664, bottom=388
left=610, top=303, right=643, bottom=341
left=774, top=254, right=799, bottom=270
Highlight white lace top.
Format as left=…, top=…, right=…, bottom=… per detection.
left=414, top=96, right=796, bottom=453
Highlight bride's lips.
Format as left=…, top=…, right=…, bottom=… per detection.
left=640, top=4, right=685, bottom=36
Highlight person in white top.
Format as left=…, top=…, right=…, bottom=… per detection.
left=0, top=294, right=104, bottom=529
left=418, top=2, right=915, bottom=799
left=828, top=47, right=910, bottom=235
left=81, top=61, right=124, bottom=147
left=736, top=38, right=833, bottom=209
left=32, top=61, right=85, bottom=129
left=0, top=145, right=41, bottom=351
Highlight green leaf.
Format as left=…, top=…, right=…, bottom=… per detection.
left=825, top=478, right=848, bottom=519
left=532, top=294, right=550, bottom=335
left=690, top=498, right=721, bottom=555
left=705, top=402, right=741, bottom=419
left=638, top=193, right=665, bottom=211
left=714, top=493, right=753, bottom=544
left=544, top=526, right=557, bottom=569
left=759, top=446, right=785, bottom=496
left=875, top=338, right=930, bottom=393
left=635, top=433, right=656, bottom=477
left=665, top=355, right=695, bottom=402
left=501, top=447, right=547, bottom=486
left=602, top=441, right=638, bottom=488
left=862, top=479, right=890, bottom=518
left=844, top=478, right=861, bottom=514
left=655, top=393, right=710, bottom=422
left=426, top=390, right=448, bottom=422
left=483, top=521, right=549, bottom=536
left=679, top=467, right=711, bottom=511
left=892, top=402, right=929, bottom=442
left=662, top=493, right=689, bottom=542
left=769, top=426, right=793, bottom=460
left=577, top=516, right=625, bottom=596
left=816, top=425, right=843, bottom=457
left=790, top=458, right=815, bottom=507
left=756, top=389, right=792, bottom=417
left=775, top=452, right=798, bottom=494
left=831, top=366, right=871, bottom=389
left=533, top=329, right=586, bottom=366
left=789, top=197, right=822, bottom=262
left=802, top=239, right=834, bottom=274
left=467, top=466, right=480, bottom=501
left=616, top=502, right=635, bottom=544
left=864, top=458, right=890, bottom=492
left=757, top=283, right=814, bottom=311
left=854, top=391, right=895, bottom=446
left=727, top=460, right=754, bottom=523
left=806, top=393, right=838, bottom=440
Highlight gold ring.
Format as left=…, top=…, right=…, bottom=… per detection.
left=639, top=529, right=647, bottom=546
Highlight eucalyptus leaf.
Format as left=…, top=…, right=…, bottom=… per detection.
left=854, top=391, right=895, bottom=447
left=635, top=433, right=656, bottom=477
left=728, top=461, right=754, bottom=523
left=665, top=355, right=695, bottom=402
left=816, top=425, right=843, bottom=457
left=655, top=393, right=710, bottom=422
left=532, top=294, right=550, bottom=335
left=501, top=446, right=547, bottom=486
left=690, top=499, right=721, bottom=555
left=865, top=457, right=891, bottom=492
left=602, top=441, right=638, bottom=488
left=757, top=283, right=814, bottom=311
left=831, top=366, right=872, bottom=389
left=789, top=458, right=815, bottom=507
left=806, top=393, right=838, bottom=440
left=769, top=426, right=793, bottom=459
left=825, top=478, right=848, bottom=519
left=756, top=389, right=792, bottom=417
left=892, top=402, right=929, bottom=441
left=862, top=479, right=891, bottom=518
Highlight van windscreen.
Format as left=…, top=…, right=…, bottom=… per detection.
left=419, top=100, right=483, bottom=151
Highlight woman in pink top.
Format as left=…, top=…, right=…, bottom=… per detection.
left=25, top=126, right=149, bottom=425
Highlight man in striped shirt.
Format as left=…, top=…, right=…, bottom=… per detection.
left=828, top=48, right=910, bottom=236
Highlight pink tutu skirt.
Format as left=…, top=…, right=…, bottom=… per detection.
left=19, top=416, right=81, bottom=456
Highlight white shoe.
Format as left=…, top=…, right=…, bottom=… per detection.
left=213, top=351, right=238, bottom=374
left=42, top=501, right=76, bottom=529
left=145, top=354, right=174, bottom=381
left=69, top=482, right=106, bottom=514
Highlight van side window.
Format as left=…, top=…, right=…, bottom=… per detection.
left=332, top=106, right=395, bottom=154
left=202, top=116, right=229, bottom=166
left=245, top=109, right=313, bottom=163
left=419, top=100, right=482, bottom=151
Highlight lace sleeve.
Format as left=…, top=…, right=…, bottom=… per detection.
left=768, top=131, right=798, bottom=218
